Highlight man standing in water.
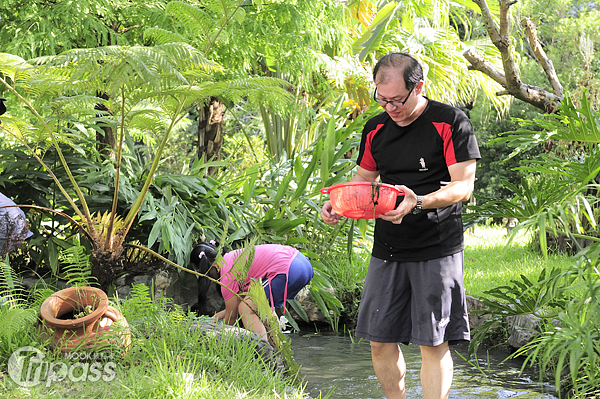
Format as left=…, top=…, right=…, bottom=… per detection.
left=320, top=53, right=480, bottom=398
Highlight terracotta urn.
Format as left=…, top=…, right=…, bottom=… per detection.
left=39, top=286, right=131, bottom=352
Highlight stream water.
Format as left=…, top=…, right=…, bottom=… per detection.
left=289, top=332, right=558, bottom=399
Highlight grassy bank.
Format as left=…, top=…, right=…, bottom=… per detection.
left=464, top=225, right=574, bottom=299
left=0, top=287, right=308, bottom=399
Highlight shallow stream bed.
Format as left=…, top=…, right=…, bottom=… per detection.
left=289, top=332, right=557, bottom=399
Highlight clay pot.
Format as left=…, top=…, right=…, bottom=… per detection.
left=39, top=286, right=131, bottom=352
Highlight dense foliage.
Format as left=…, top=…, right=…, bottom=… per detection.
left=2, top=0, right=600, bottom=397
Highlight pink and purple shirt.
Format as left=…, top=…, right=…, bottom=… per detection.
left=219, top=244, right=298, bottom=308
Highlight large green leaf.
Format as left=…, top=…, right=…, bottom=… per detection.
left=256, top=218, right=306, bottom=235
left=553, top=91, right=600, bottom=143
left=353, top=2, right=400, bottom=61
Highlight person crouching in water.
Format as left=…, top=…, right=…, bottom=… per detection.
left=189, top=241, right=313, bottom=343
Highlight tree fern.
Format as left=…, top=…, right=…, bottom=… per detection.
left=165, top=1, right=217, bottom=42
left=162, top=0, right=244, bottom=54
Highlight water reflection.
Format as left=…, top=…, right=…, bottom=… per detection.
left=289, top=332, right=557, bottom=399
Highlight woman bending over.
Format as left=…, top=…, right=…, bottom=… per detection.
left=189, top=241, right=313, bottom=342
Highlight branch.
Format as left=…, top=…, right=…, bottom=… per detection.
left=498, top=0, right=521, bottom=91
left=465, top=0, right=564, bottom=113
left=463, top=48, right=507, bottom=87
left=118, top=25, right=140, bottom=34
left=472, top=0, right=502, bottom=45
left=521, top=18, right=563, bottom=97
left=5, top=204, right=94, bottom=242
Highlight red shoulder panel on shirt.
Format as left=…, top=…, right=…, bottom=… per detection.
left=360, top=123, right=385, bottom=171
left=432, top=122, right=457, bottom=166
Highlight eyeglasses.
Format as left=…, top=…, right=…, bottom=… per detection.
left=373, top=86, right=414, bottom=107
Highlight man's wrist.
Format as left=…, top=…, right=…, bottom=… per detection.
left=411, top=195, right=423, bottom=214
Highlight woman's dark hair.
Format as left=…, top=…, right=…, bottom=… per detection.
left=372, top=52, right=423, bottom=91
left=189, top=240, right=221, bottom=314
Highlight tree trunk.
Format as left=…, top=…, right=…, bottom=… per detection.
left=95, top=92, right=117, bottom=157
left=91, top=249, right=124, bottom=293
left=197, top=97, right=226, bottom=173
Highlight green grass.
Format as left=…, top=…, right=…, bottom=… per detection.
left=464, top=225, right=574, bottom=299
left=324, top=224, right=578, bottom=329
left=0, top=288, right=310, bottom=399
left=328, top=224, right=576, bottom=304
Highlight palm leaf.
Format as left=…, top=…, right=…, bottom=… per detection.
left=353, top=1, right=401, bottom=60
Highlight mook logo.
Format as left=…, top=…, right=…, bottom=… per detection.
left=8, top=346, right=116, bottom=387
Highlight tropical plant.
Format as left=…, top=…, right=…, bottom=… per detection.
left=514, top=261, right=600, bottom=398
left=349, top=0, right=510, bottom=112
left=0, top=40, right=292, bottom=290
left=469, top=91, right=600, bottom=396
left=145, top=0, right=353, bottom=163
left=0, top=0, right=172, bottom=59
left=471, top=112, right=543, bottom=205
left=468, top=92, right=600, bottom=257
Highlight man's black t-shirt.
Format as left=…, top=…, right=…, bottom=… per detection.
left=357, top=98, right=481, bottom=261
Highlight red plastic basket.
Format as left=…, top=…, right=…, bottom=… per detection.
left=320, top=182, right=404, bottom=219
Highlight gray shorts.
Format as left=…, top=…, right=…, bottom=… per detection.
left=355, top=252, right=470, bottom=346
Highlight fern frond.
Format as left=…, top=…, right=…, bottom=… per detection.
left=59, top=245, right=96, bottom=287
left=229, top=238, right=258, bottom=291
left=152, top=43, right=218, bottom=72
left=0, top=115, right=39, bottom=144
left=248, top=279, right=281, bottom=343
left=0, top=307, right=37, bottom=348
left=0, top=53, right=35, bottom=82
left=248, top=279, right=271, bottom=321
left=247, top=279, right=300, bottom=377
left=127, top=283, right=154, bottom=316
left=128, top=107, right=171, bottom=135
left=0, top=258, right=27, bottom=308
left=165, top=1, right=216, bottom=40
left=30, top=287, right=55, bottom=311
left=92, top=211, right=125, bottom=241
left=143, top=27, right=188, bottom=45
left=53, top=94, right=110, bottom=116
left=189, top=77, right=294, bottom=114
left=204, top=0, right=243, bottom=17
